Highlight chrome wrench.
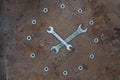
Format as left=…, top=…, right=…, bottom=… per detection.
left=51, top=24, right=88, bottom=54
left=47, top=26, right=72, bottom=51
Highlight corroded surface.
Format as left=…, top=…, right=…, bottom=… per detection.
left=0, top=0, right=120, bottom=80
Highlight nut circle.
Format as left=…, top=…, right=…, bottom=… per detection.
left=44, top=66, right=49, bottom=72
left=32, top=20, right=37, bottom=24
left=43, top=8, right=48, bottom=13
left=30, top=53, right=35, bottom=58
left=89, top=53, right=95, bottom=59
left=78, top=65, right=84, bottom=71
left=94, top=37, right=99, bottom=43
left=27, top=35, right=32, bottom=41
left=89, top=20, right=94, bottom=25
left=77, top=8, right=83, bottom=13
left=63, top=71, right=68, bottom=76
left=60, top=4, right=65, bottom=9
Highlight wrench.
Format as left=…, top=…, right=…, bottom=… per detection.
left=47, top=26, right=72, bottom=51
left=51, top=24, right=88, bottom=54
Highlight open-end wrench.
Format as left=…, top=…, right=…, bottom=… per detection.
left=51, top=24, right=88, bottom=54
left=47, top=26, right=72, bottom=51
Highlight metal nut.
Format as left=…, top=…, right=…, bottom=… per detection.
left=78, top=65, right=84, bottom=71
left=89, top=20, right=94, bottom=25
left=60, top=3, right=65, bottom=9
left=43, top=8, right=49, bottom=13
left=63, top=70, right=68, bottom=76
left=27, top=35, right=32, bottom=41
left=77, top=8, right=83, bottom=13
left=30, top=53, right=35, bottom=58
left=94, top=37, right=99, bottom=43
left=32, top=20, right=37, bottom=24
left=89, top=53, right=95, bottom=59
left=44, top=66, right=49, bottom=72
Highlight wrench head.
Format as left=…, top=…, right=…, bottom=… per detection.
left=47, top=26, right=54, bottom=33
left=66, top=44, right=72, bottom=51
left=78, top=24, right=88, bottom=33
left=51, top=46, right=59, bottom=54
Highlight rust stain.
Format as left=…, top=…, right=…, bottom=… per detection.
left=30, top=72, right=44, bottom=80
left=35, top=73, right=43, bottom=80
left=39, top=39, right=45, bottom=47
left=23, top=47, right=31, bottom=58
left=31, top=25, right=37, bottom=30
left=15, top=34, right=22, bottom=41
left=94, top=16, right=107, bottom=24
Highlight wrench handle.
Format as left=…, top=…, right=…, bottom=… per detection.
left=56, top=30, right=83, bottom=50
left=53, top=32, right=69, bottom=47
left=65, top=30, right=81, bottom=42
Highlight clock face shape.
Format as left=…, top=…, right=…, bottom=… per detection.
left=2, top=0, right=120, bottom=80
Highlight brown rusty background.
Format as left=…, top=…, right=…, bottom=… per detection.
left=0, top=0, right=120, bottom=80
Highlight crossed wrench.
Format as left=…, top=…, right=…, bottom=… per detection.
left=47, top=24, right=88, bottom=54
left=47, top=26, right=72, bottom=51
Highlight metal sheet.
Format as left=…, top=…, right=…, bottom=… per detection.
left=0, top=0, right=120, bottom=80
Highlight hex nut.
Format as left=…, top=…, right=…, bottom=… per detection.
left=78, top=65, right=84, bottom=71
left=89, top=20, right=94, bottom=25
left=63, top=70, right=68, bottom=76
left=27, top=35, right=32, bottom=41
left=89, top=53, right=95, bottom=59
left=77, top=8, right=83, bottom=13
left=60, top=4, right=65, bottom=9
left=32, top=20, right=37, bottom=24
left=94, top=37, right=99, bottom=43
left=43, top=8, right=49, bottom=13
left=44, top=66, right=49, bottom=72
left=30, top=53, right=35, bottom=58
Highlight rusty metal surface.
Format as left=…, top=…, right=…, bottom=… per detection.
left=0, top=0, right=120, bottom=80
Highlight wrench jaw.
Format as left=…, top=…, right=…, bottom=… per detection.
left=78, top=24, right=88, bottom=33
left=51, top=46, right=59, bottom=54
left=66, top=45, right=72, bottom=51
left=47, top=26, right=54, bottom=34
